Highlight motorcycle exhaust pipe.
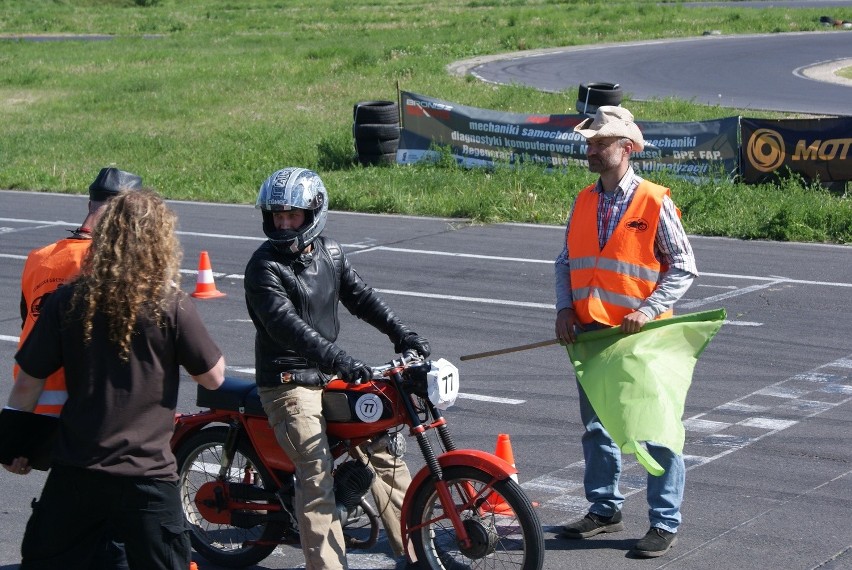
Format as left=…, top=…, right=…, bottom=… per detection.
left=341, top=497, right=380, bottom=549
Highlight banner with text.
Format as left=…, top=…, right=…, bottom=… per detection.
left=397, top=91, right=739, bottom=181
left=741, top=117, right=852, bottom=184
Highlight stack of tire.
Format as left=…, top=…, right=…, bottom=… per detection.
left=353, top=100, right=400, bottom=166
left=575, top=82, right=623, bottom=115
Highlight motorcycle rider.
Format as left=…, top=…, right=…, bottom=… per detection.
left=244, top=167, right=430, bottom=569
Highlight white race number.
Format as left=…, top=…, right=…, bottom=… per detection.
left=427, top=358, right=459, bottom=410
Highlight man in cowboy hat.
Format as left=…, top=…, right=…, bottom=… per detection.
left=553, top=106, right=698, bottom=558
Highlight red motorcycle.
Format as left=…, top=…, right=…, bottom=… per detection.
left=171, top=353, right=544, bottom=569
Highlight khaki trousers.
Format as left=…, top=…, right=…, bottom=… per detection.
left=351, top=440, right=412, bottom=557
left=260, top=384, right=412, bottom=568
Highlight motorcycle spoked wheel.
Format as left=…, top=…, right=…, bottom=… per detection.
left=175, top=427, right=291, bottom=568
left=407, top=466, right=544, bottom=570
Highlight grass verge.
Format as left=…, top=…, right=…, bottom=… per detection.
left=0, top=0, right=850, bottom=243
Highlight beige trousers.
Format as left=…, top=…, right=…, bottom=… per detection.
left=351, top=439, right=412, bottom=557
left=260, top=384, right=412, bottom=569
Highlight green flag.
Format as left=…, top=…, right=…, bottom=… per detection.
left=566, top=308, right=726, bottom=476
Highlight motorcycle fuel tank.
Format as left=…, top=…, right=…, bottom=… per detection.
left=323, top=380, right=404, bottom=439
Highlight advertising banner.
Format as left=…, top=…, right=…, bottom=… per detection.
left=397, top=91, right=739, bottom=181
left=741, top=117, right=852, bottom=184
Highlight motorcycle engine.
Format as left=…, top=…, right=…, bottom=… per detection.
left=334, top=460, right=375, bottom=509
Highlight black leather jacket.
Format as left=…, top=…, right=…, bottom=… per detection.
left=244, top=236, right=411, bottom=388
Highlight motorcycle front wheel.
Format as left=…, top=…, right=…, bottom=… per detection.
left=175, top=427, right=290, bottom=568
left=407, top=465, right=544, bottom=570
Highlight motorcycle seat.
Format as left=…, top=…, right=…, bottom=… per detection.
left=196, top=376, right=266, bottom=417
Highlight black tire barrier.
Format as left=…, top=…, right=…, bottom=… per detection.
left=353, top=100, right=399, bottom=124
left=353, top=100, right=400, bottom=166
left=576, top=82, right=623, bottom=115
left=353, top=123, right=400, bottom=141
left=353, top=136, right=400, bottom=155
left=356, top=152, right=397, bottom=167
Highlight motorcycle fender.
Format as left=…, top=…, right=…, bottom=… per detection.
left=170, top=410, right=236, bottom=451
left=243, top=416, right=296, bottom=472
left=399, top=449, right=517, bottom=543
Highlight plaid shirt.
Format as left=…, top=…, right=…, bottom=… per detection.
left=555, top=167, right=698, bottom=316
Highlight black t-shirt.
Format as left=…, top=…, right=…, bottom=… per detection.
left=15, top=285, right=222, bottom=480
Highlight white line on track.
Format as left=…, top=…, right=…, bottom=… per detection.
left=679, top=279, right=786, bottom=310
left=350, top=245, right=541, bottom=264
left=457, top=393, right=525, bottom=404
left=374, top=288, right=553, bottom=309
left=177, top=231, right=264, bottom=241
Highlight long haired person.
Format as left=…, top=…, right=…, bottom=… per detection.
left=5, top=189, right=225, bottom=570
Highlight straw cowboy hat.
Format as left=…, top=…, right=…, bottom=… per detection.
left=574, top=106, right=646, bottom=152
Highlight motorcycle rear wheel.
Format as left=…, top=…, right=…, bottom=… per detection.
left=175, top=427, right=291, bottom=568
left=407, top=465, right=544, bottom=570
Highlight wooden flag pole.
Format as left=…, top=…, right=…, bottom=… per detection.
left=459, top=338, right=562, bottom=361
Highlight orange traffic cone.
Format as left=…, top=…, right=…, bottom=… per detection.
left=481, top=433, right=516, bottom=515
left=495, top=433, right=518, bottom=483
left=191, top=251, right=226, bottom=299
left=189, top=563, right=199, bottom=570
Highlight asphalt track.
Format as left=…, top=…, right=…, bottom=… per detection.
left=1, top=193, right=851, bottom=570
left=457, top=31, right=852, bottom=116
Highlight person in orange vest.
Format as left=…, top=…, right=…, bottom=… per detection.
left=11, top=167, right=142, bottom=570
left=16, top=167, right=144, bottom=417
left=554, top=106, right=698, bottom=558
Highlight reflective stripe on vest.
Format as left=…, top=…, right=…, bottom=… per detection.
left=569, top=255, right=662, bottom=283
left=568, top=180, right=672, bottom=326
left=12, top=364, right=68, bottom=416
left=33, top=390, right=67, bottom=417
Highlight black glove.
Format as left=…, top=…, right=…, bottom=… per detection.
left=395, top=332, right=431, bottom=358
left=334, top=353, right=372, bottom=384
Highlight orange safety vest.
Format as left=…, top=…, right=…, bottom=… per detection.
left=567, top=180, right=673, bottom=326
left=15, top=238, right=91, bottom=416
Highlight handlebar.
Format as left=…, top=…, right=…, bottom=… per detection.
left=369, top=351, right=425, bottom=380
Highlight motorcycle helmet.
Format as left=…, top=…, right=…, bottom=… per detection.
left=256, top=167, right=328, bottom=254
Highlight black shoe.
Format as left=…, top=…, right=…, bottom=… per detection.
left=629, top=527, right=678, bottom=558
left=559, top=511, right=624, bottom=539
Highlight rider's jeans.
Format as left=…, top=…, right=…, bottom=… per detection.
left=577, top=379, right=685, bottom=533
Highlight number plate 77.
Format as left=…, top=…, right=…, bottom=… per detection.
left=426, top=358, right=460, bottom=410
